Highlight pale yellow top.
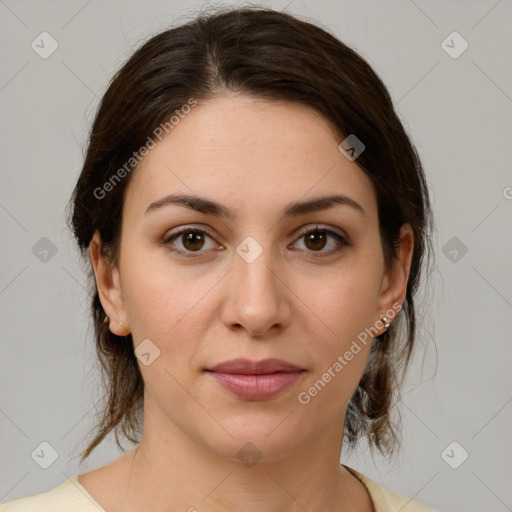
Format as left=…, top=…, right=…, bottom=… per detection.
left=0, top=466, right=437, bottom=511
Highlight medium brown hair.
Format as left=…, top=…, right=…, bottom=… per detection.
left=69, top=6, right=434, bottom=462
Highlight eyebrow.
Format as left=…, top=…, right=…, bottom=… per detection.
left=144, top=193, right=365, bottom=219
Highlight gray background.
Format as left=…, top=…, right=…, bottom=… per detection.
left=1, top=1, right=511, bottom=511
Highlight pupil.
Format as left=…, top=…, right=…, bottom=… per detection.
left=184, top=232, right=204, bottom=251
left=306, top=231, right=326, bottom=251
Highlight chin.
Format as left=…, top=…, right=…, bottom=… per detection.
left=199, top=413, right=308, bottom=465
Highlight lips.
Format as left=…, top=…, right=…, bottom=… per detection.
left=207, top=358, right=302, bottom=375
left=205, top=358, right=305, bottom=401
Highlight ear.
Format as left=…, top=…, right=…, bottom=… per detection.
left=89, top=231, right=131, bottom=336
left=375, top=223, right=414, bottom=334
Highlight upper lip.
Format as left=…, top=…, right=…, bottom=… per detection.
left=205, top=358, right=303, bottom=375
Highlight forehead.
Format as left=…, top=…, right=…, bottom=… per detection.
left=124, top=95, right=377, bottom=222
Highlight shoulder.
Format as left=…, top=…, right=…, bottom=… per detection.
left=344, top=465, right=439, bottom=512
left=0, top=475, right=104, bottom=512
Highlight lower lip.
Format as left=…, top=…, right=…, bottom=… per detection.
left=207, top=371, right=304, bottom=400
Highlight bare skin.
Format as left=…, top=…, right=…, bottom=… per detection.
left=81, top=94, right=414, bottom=512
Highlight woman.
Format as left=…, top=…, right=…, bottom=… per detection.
left=1, top=6, right=436, bottom=511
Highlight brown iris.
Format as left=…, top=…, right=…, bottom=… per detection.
left=304, top=230, right=327, bottom=251
left=182, top=232, right=205, bottom=251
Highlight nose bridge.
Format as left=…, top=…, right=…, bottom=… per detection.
left=235, top=234, right=283, bottom=298
left=221, top=235, right=290, bottom=334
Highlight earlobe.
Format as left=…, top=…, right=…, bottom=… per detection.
left=103, top=315, right=129, bottom=336
left=89, top=231, right=131, bottom=336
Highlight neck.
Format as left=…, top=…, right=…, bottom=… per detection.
left=118, top=411, right=370, bottom=511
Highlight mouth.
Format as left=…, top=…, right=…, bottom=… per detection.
left=204, top=358, right=305, bottom=401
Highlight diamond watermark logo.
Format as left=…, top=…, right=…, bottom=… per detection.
left=237, top=442, right=262, bottom=468
left=236, top=236, right=263, bottom=264
left=441, top=31, right=468, bottom=59
left=31, top=31, right=59, bottom=59
left=441, top=441, right=469, bottom=469
left=31, top=441, right=59, bottom=469
left=338, top=134, right=365, bottom=161
left=134, top=338, right=161, bottom=366
left=442, top=236, right=468, bottom=263
left=32, top=237, right=58, bottom=263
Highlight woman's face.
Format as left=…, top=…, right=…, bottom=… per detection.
left=95, top=94, right=412, bottom=462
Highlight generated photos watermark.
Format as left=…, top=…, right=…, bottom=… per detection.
left=93, top=98, right=198, bottom=200
left=297, top=302, right=402, bottom=405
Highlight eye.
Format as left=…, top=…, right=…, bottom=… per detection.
left=163, top=228, right=222, bottom=257
left=291, top=225, right=349, bottom=257
left=162, top=225, right=348, bottom=258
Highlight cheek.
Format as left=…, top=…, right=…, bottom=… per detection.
left=291, top=253, right=382, bottom=398
left=119, top=241, right=201, bottom=337
left=119, top=245, right=223, bottom=380
left=295, top=260, right=382, bottom=344
left=295, top=275, right=375, bottom=415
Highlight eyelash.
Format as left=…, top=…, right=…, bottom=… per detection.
left=162, top=225, right=349, bottom=259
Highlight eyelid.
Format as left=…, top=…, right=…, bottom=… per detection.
left=293, top=223, right=349, bottom=242
left=163, top=224, right=218, bottom=242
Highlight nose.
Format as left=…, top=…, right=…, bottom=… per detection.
left=220, top=246, right=291, bottom=337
